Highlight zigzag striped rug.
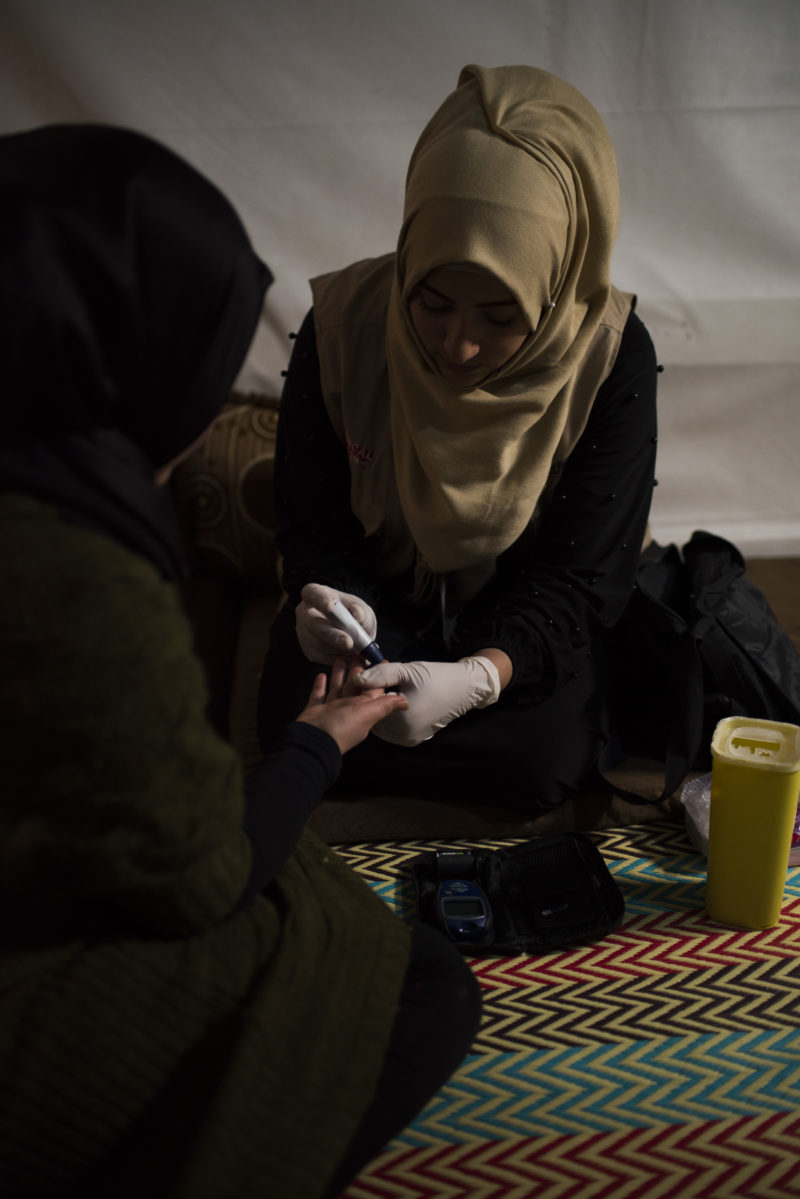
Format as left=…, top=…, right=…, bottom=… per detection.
left=337, top=821, right=800, bottom=1199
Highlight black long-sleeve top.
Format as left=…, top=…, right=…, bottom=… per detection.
left=241, top=721, right=341, bottom=900
left=275, top=306, right=658, bottom=706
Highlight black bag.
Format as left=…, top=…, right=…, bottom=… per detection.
left=608, top=530, right=800, bottom=802
left=410, top=833, right=624, bottom=956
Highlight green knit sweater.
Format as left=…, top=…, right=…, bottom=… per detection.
left=0, top=494, right=411, bottom=1199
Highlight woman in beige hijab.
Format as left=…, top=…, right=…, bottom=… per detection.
left=259, top=64, right=659, bottom=811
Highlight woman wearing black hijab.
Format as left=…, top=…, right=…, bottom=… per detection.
left=0, top=126, right=480, bottom=1199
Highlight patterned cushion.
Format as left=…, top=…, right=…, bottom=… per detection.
left=172, top=394, right=280, bottom=589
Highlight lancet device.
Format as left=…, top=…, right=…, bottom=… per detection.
left=326, top=599, right=385, bottom=666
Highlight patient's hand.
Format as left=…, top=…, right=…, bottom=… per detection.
left=295, top=657, right=407, bottom=754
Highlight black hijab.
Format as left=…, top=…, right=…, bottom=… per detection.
left=0, top=124, right=271, bottom=577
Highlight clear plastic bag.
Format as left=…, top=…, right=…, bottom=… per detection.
left=678, top=773, right=712, bottom=856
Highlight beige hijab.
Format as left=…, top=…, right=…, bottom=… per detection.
left=312, top=64, right=631, bottom=586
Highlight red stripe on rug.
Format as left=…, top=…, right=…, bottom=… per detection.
left=344, top=1110, right=800, bottom=1198
left=470, top=899, right=800, bottom=989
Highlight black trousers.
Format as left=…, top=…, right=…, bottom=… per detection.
left=324, top=921, right=482, bottom=1198
left=258, top=605, right=616, bottom=812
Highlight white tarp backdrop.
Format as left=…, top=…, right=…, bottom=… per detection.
left=2, top=0, right=798, bottom=554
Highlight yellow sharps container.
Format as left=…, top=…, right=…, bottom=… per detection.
left=706, top=716, right=800, bottom=929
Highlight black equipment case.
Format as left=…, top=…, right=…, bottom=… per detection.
left=410, top=832, right=625, bottom=956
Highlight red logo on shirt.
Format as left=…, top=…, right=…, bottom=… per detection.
left=346, top=437, right=375, bottom=465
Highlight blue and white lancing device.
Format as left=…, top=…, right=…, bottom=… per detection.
left=436, top=879, right=492, bottom=943
left=325, top=599, right=385, bottom=667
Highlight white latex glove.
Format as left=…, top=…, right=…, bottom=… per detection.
left=355, top=656, right=501, bottom=747
left=295, top=583, right=378, bottom=665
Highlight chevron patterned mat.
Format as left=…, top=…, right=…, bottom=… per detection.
left=337, top=821, right=800, bottom=1199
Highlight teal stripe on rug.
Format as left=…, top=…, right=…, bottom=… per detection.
left=393, top=1028, right=800, bottom=1145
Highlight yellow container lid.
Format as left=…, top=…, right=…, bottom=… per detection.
left=711, top=716, right=800, bottom=772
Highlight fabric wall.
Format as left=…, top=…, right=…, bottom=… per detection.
left=2, top=0, right=797, bottom=554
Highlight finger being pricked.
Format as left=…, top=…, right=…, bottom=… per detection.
left=343, top=657, right=385, bottom=699
left=327, top=656, right=350, bottom=700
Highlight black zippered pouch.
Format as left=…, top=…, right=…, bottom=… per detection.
left=410, top=832, right=624, bottom=956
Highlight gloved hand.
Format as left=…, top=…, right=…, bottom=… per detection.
left=355, top=656, right=501, bottom=746
left=295, top=583, right=378, bottom=665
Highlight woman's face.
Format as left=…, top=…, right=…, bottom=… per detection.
left=408, top=267, right=531, bottom=387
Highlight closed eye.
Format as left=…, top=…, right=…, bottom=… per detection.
left=414, top=295, right=451, bottom=315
